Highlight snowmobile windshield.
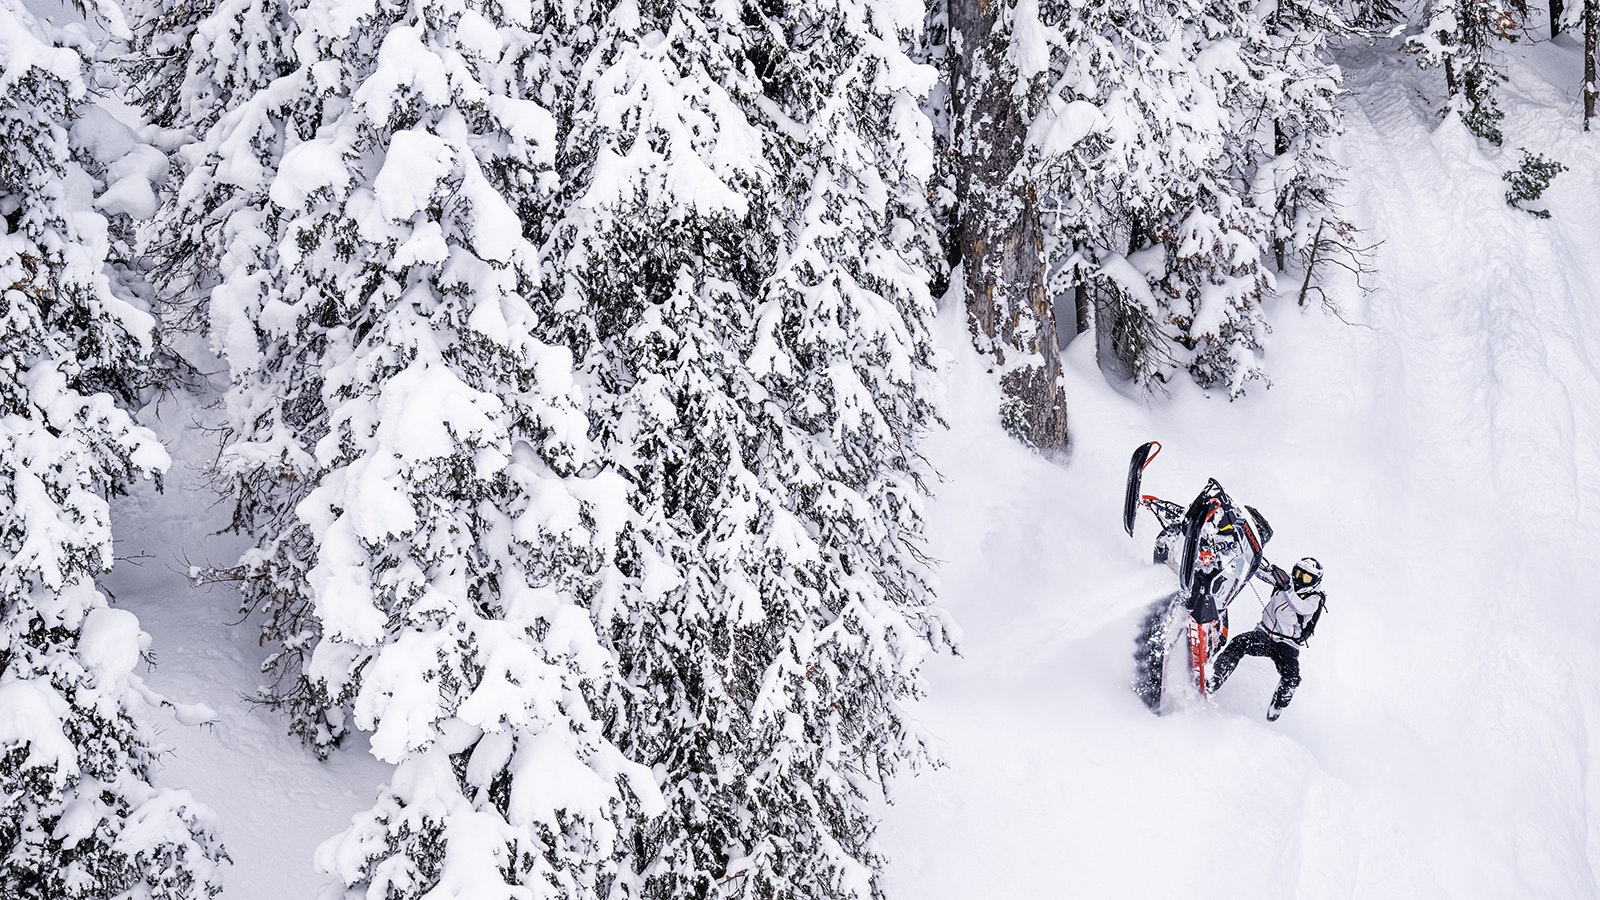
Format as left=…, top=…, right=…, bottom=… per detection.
left=1178, top=479, right=1267, bottom=622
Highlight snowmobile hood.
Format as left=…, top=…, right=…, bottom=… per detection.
left=1179, top=479, right=1268, bottom=619
left=1244, top=505, right=1272, bottom=545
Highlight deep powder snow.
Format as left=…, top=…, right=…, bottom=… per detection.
left=879, top=34, right=1600, bottom=900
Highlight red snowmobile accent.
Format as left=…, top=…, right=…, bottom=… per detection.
left=1188, top=620, right=1207, bottom=697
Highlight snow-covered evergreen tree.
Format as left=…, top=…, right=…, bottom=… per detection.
left=1348, top=0, right=1404, bottom=31
left=125, top=0, right=296, bottom=306
left=554, top=7, right=785, bottom=895
left=1159, top=0, right=1325, bottom=394
left=1030, top=0, right=1182, bottom=389
left=740, top=2, right=951, bottom=891
left=165, top=0, right=663, bottom=892
left=1411, top=0, right=1513, bottom=143
left=1031, top=0, right=1257, bottom=392
left=1031, top=0, right=1345, bottom=396
left=556, top=1, right=950, bottom=896
left=1231, top=0, right=1346, bottom=270
left=0, top=2, right=225, bottom=895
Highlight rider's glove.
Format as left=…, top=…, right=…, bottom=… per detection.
left=1271, top=566, right=1292, bottom=593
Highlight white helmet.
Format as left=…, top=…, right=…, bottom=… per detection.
left=1291, top=557, right=1323, bottom=592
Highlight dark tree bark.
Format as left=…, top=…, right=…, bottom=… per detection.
left=1552, top=0, right=1564, bottom=38
left=1074, top=279, right=1093, bottom=337
left=1587, top=0, right=1597, bottom=129
left=1273, top=121, right=1291, bottom=271
left=949, top=0, right=1069, bottom=449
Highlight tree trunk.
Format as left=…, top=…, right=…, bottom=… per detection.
left=1552, top=0, right=1564, bottom=38
left=1273, top=121, right=1290, bottom=271
left=1074, top=279, right=1093, bottom=337
left=948, top=0, right=1069, bottom=449
left=1586, top=0, right=1597, bottom=129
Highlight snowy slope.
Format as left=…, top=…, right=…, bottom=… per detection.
left=880, top=34, right=1600, bottom=900
left=105, top=32, right=1600, bottom=900
left=106, top=374, right=391, bottom=899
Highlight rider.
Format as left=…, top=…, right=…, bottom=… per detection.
left=1208, top=557, right=1326, bottom=721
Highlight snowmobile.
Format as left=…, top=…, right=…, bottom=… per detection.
left=1123, top=441, right=1274, bottom=714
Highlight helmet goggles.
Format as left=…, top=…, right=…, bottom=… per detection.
left=1292, top=565, right=1319, bottom=588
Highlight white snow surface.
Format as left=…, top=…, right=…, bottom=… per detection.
left=880, top=37, right=1600, bottom=900
left=108, top=36, right=1600, bottom=899
left=106, top=373, right=392, bottom=897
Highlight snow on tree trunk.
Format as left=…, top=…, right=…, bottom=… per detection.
left=949, top=0, right=1069, bottom=449
left=0, top=2, right=225, bottom=896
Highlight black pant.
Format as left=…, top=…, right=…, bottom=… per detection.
left=1213, top=628, right=1300, bottom=709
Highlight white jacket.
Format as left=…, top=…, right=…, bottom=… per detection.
left=1260, top=588, right=1323, bottom=644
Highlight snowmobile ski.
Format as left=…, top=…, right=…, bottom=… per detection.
left=1123, top=441, right=1162, bottom=537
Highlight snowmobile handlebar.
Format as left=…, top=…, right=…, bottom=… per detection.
left=1254, top=559, right=1288, bottom=590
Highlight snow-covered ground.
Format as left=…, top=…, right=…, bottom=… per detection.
left=880, top=33, right=1600, bottom=900
left=105, top=376, right=393, bottom=896
left=111, top=32, right=1600, bottom=900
